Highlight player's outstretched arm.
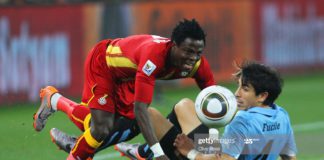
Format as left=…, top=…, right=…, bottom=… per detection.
left=173, top=133, right=218, bottom=160
left=134, top=101, right=169, bottom=160
left=174, top=134, right=237, bottom=160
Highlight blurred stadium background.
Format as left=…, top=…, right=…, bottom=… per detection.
left=0, top=0, right=323, bottom=159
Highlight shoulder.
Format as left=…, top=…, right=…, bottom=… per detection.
left=124, top=34, right=153, bottom=40
left=234, top=110, right=252, bottom=122
left=274, top=104, right=290, bottom=117
left=195, top=56, right=213, bottom=74
left=273, top=104, right=293, bottom=125
left=198, top=56, right=209, bottom=66
left=226, top=111, right=251, bottom=130
left=131, top=34, right=170, bottom=47
left=120, top=34, right=170, bottom=49
left=135, top=35, right=171, bottom=57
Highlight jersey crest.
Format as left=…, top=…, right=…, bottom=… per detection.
left=181, top=71, right=189, bottom=77
left=98, top=94, right=108, bottom=105
left=142, top=60, right=156, bottom=76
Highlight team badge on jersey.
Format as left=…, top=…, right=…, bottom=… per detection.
left=142, top=60, right=156, bottom=76
left=181, top=71, right=189, bottom=77
left=98, top=94, right=108, bottom=105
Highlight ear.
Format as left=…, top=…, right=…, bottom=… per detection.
left=257, top=92, right=268, bottom=104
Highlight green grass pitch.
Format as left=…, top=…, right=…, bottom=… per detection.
left=0, top=73, right=323, bottom=160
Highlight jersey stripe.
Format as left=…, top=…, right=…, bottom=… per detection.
left=106, top=45, right=122, bottom=54
left=84, top=128, right=103, bottom=148
left=83, top=114, right=91, bottom=131
left=105, top=44, right=137, bottom=69
left=188, top=59, right=201, bottom=77
left=106, top=56, right=137, bottom=69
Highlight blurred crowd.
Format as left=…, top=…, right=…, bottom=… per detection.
left=0, top=0, right=105, bottom=5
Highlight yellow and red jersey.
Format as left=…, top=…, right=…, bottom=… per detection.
left=104, top=35, right=214, bottom=103
left=82, top=35, right=214, bottom=119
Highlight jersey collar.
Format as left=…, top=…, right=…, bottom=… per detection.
left=246, top=104, right=278, bottom=117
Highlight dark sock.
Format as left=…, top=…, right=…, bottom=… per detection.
left=167, top=107, right=182, bottom=132
left=159, top=126, right=181, bottom=159
left=138, top=143, right=153, bottom=158
left=138, top=126, right=180, bottom=159
left=187, top=124, right=209, bottom=140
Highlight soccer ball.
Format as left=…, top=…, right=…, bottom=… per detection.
left=195, top=85, right=237, bottom=128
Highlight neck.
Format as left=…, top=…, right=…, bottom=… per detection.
left=259, top=104, right=271, bottom=109
left=243, top=104, right=271, bottom=110
left=167, top=46, right=176, bottom=67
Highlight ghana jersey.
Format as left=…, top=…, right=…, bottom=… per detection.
left=82, top=34, right=215, bottom=119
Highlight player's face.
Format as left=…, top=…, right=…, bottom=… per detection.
left=171, top=38, right=204, bottom=72
left=234, top=77, right=259, bottom=110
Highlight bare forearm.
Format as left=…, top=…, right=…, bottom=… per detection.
left=196, top=153, right=218, bottom=160
left=134, top=101, right=158, bottom=146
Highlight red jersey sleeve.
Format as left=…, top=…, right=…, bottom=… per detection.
left=134, top=41, right=168, bottom=104
left=193, top=56, right=215, bottom=89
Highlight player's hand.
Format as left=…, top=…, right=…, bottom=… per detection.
left=173, top=133, right=195, bottom=156
left=156, top=155, right=169, bottom=160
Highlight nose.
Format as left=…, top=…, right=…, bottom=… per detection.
left=188, top=54, right=198, bottom=63
left=234, top=88, right=240, bottom=97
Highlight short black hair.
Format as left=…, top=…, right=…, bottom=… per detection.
left=171, top=19, right=206, bottom=45
left=234, top=61, right=283, bottom=105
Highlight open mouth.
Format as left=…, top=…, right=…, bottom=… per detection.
left=183, top=63, right=193, bottom=71
left=181, top=60, right=195, bottom=71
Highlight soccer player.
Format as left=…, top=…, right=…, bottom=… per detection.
left=50, top=98, right=209, bottom=159
left=174, top=61, right=298, bottom=160
left=32, top=19, right=215, bottom=160
left=53, top=61, right=297, bottom=160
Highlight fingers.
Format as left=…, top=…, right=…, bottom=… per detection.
left=173, top=133, right=186, bottom=147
